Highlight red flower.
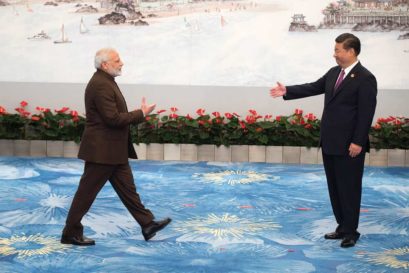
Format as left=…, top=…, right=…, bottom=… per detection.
left=198, top=120, right=206, bottom=125
left=264, top=114, right=272, bottom=120
left=145, top=116, right=151, bottom=121
left=55, top=107, right=70, bottom=113
left=385, top=116, right=395, bottom=123
left=239, top=121, right=246, bottom=129
left=35, top=106, right=50, bottom=113
left=212, top=111, right=221, bottom=118
left=295, top=108, right=303, bottom=115
left=224, top=112, right=233, bottom=119
left=0, top=106, right=6, bottom=115
left=70, top=110, right=78, bottom=117
left=378, top=117, right=396, bottom=123
left=245, top=115, right=256, bottom=124
left=20, top=101, right=28, bottom=107
left=72, top=116, right=79, bottom=122
left=196, top=108, right=205, bottom=116
left=186, top=114, right=193, bottom=120
left=249, top=109, right=258, bottom=116
left=233, top=112, right=241, bottom=117
left=276, top=116, right=281, bottom=121
left=15, top=107, right=24, bottom=114
left=170, top=107, right=178, bottom=112
left=304, top=124, right=312, bottom=129
left=169, top=113, right=178, bottom=119
left=373, top=123, right=381, bottom=130
left=305, top=113, right=316, bottom=121
left=15, top=107, right=30, bottom=117
left=31, top=116, right=40, bottom=121
left=156, top=109, right=166, bottom=114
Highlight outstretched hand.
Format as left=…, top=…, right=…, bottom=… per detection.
left=140, top=97, right=156, bottom=116
left=270, top=82, right=287, bottom=98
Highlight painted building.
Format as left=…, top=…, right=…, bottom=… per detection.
left=322, top=0, right=409, bottom=25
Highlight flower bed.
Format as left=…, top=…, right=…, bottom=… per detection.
left=134, top=107, right=320, bottom=147
left=1, top=101, right=408, bottom=149
left=0, top=101, right=84, bottom=142
left=371, top=116, right=409, bottom=149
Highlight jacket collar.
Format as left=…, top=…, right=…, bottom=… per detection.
left=96, top=68, right=115, bottom=81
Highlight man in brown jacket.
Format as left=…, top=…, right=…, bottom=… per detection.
left=61, top=48, right=171, bottom=246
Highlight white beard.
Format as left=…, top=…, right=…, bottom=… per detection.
left=106, top=67, right=122, bottom=77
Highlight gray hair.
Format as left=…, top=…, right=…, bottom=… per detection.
left=94, top=48, right=117, bottom=69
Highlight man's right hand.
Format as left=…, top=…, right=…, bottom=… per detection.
left=270, top=82, right=287, bottom=98
left=140, top=97, right=156, bottom=116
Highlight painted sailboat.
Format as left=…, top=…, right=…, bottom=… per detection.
left=54, top=24, right=71, bottom=44
left=80, top=17, right=89, bottom=34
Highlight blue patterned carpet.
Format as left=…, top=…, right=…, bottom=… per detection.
left=0, top=157, right=409, bottom=273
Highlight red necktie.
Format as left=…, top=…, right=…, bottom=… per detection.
left=334, top=69, right=345, bottom=91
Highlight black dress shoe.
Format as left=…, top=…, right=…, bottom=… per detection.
left=324, top=232, right=344, bottom=240
left=340, top=237, right=356, bottom=248
left=60, top=235, right=95, bottom=246
left=142, top=218, right=172, bottom=241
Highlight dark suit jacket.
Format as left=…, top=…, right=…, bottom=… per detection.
left=78, top=69, right=145, bottom=164
left=284, top=62, right=377, bottom=155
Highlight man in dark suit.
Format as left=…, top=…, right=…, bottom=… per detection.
left=61, top=48, right=171, bottom=246
left=270, top=33, right=377, bottom=248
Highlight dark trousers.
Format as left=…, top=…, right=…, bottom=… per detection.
left=322, top=151, right=365, bottom=239
left=62, top=162, right=154, bottom=237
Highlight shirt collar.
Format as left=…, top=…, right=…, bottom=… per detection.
left=342, top=60, right=359, bottom=76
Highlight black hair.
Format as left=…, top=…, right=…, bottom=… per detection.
left=335, top=33, right=361, bottom=56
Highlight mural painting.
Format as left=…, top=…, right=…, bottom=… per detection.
left=0, top=0, right=408, bottom=88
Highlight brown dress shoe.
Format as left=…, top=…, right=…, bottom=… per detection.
left=61, top=235, right=95, bottom=246
left=142, top=218, right=172, bottom=241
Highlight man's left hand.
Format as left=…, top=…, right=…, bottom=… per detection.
left=349, top=143, right=362, bottom=158
left=141, top=97, right=156, bottom=116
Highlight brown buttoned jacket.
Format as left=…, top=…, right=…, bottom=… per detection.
left=78, top=69, right=144, bottom=164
